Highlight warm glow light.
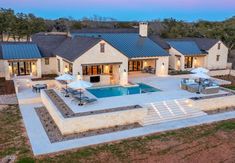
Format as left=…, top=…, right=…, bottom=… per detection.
left=104, top=65, right=109, bottom=74
left=64, top=66, right=69, bottom=73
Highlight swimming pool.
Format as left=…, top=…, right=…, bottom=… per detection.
left=87, top=83, right=161, bottom=98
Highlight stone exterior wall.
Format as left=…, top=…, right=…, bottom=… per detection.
left=194, top=95, right=235, bottom=111
left=41, top=90, right=147, bottom=135
left=205, top=41, right=228, bottom=70
left=41, top=57, right=58, bottom=75
left=73, top=40, right=129, bottom=85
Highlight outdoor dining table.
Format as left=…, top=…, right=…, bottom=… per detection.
left=32, top=84, right=47, bottom=93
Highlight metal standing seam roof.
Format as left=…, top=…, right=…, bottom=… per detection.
left=53, top=36, right=102, bottom=62
left=1, top=43, right=42, bottom=60
left=73, top=33, right=169, bottom=58
left=166, top=40, right=205, bottom=56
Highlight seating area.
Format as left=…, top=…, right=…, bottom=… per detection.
left=60, top=87, right=97, bottom=106
left=141, top=66, right=156, bottom=74
left=181, top=78, right=220, bottom=94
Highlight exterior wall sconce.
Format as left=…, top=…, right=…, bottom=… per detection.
left=124, top=69, right=126, bottom=72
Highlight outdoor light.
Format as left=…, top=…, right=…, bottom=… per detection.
left=124, top=69, right=126, bottom=72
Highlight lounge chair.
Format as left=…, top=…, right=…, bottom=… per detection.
left=71, top=96, right=89, bottom=103
left=81, top=98, right=97, bottom=105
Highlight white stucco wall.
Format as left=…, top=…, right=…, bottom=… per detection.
left=205, top=41, right=228, bottom=70
left=168, top=47, right=185, bottom=70
left=73, top=40, right=129, bottom=85
left=41, top=57, right=58, bottom=75
left=155, top=56, right=169, bottom=76
left=0, top=60, right=5, bottom=78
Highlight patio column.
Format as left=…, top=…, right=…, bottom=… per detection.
left=4, top=60, right=10, bottom=80
left=156, top=57, right=169, bottom=76
left=36, top=59, right=42, bottom=78
left=180, top=56, right=185, bottom=70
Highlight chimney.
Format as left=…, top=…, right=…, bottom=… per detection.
left=139, top=22, right=148, bottom=37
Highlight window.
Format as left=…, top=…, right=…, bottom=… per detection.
left=218, top=43, right=221, bottom=50
left=57, top=59, right=60, bottom=72
left=82, top=65, right=112, bottom=75
left=45, top=58, right=49, bottom=65
left=216, top=55, right=220, bottom=62
left=100, top=43, right=105, bottom=53
left=184, top=57, right=193, bottom=68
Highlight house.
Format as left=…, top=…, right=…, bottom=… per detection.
left=0, top=22, right=230, bottom=85
left=0, top=23, right=170, bottom=86
left=163, top=38, right=229, bottom=70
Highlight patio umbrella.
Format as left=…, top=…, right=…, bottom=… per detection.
left=192, top=72, right=210, bottom=79
left=68, top=80, right=93, bottom=105
left=55, top=74, right=75, bottom=97
left=191, top=67, right=209, bottom=74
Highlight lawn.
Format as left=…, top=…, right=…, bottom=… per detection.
left=1, top=105, right=235, bottom=162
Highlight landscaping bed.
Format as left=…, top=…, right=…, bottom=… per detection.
left=215, top=75, right=235, bottom=90
left=35, top=107, right=141, bottom=143
left=169, top=70, right=192, bottom=75
left=0, top=78, right=15, bottom=95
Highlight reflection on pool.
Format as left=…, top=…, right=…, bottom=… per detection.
left=87, top=83, right=161, bottom=98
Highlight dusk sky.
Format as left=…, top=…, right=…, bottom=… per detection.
left=0, top=0, right=235, bottom=21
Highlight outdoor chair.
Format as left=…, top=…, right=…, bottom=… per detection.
left=80, top=98, right=97, bottom=105
left=187, top=84, right=199, bottom=93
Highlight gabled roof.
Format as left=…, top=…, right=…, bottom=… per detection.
left=32, top=33, right=67, bottom=57
left=73, top=33, right=169, bottom=58
left=166, top=40, right=204, bottom=56
left=192, top=38, right=220, bottom=51
left=0, top=42, right=41, bottom=60
left=149, top=35, right=170, bottom=49
left=71, top=28, right=138, bottom=34
left=53, top=36, right=102, bottom=62
left=0, top=43, right=2, bottom=59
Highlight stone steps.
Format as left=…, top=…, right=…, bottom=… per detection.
left=141, top=99, right=206, bottom=126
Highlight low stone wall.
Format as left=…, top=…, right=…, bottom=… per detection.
left=230, top=70, right=235, bottom=76
left=193, top=95, right=235, bottom=111
left=41, top=90, right=147, bottom=135
left=208, top=69, right=235, bottom=77
left=208, top=69, right=230, bottom=76
left=0, top=94, right=18, bottom=105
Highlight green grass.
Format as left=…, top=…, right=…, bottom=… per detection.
left=2, top=105, right=235, bottom=162
left=225, top=85, right=235, bottom=90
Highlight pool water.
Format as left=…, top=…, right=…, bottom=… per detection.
left=87, top=83, right=161, bottom=98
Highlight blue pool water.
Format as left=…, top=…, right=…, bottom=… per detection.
left=87, top=83, right=161, bottom=98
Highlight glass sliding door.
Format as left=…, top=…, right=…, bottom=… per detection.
left=9, top=61, right=35, bottom=76
left=128, top=60, right=143, bottom=71
left=185, top=57, right=193, bottom=69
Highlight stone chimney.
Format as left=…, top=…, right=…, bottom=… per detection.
left=139, top=22, right=148, bottom=37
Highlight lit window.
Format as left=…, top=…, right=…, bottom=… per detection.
left=216, top=55, right=220, bottom=61
left=218, top=43, right=221, bottom=50
left=100, top=43, right=105, bottom=53
left=45, top=58, right=49, bottom=65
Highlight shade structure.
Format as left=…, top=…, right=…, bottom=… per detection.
left=192, top=72, right=210, bottom=79
left=191, top=67, right=209, bottom=74
left=68, top=80, right=92, bottom=90
left=55, top=74, right=75, bottom=81
left=68, top=80, right=93, bottom=106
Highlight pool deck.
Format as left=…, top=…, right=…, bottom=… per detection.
left=52, top=74, right=229, bottom=113
left=15, top=74, right=234, bottom=155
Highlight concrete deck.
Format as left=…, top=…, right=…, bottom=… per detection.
left=16, top=74, right=234, bottom=155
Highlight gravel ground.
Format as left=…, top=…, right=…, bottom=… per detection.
left=35, top=107, right=141, bottom=143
